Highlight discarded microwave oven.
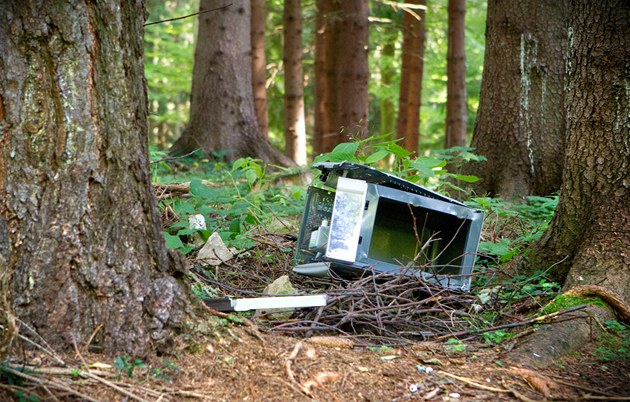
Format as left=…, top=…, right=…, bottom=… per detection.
left=293, top=162, right=484, bottom=290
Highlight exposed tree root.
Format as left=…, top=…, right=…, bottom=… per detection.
left=565, top=285, right=630, bottom=322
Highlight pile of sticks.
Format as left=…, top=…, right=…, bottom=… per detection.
left=268, top=269, right=481, bottom=345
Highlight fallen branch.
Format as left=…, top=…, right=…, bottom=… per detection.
left=203, top=305, right=265, bottom=343
left=83, top=371, right=151, bottom=402
left=435, top=304, right=588, bottom=340
left=439, top=370, right=510, bottom=393
left=285, top=341, right=311, bottom=396
left=1, top=366, right=100, bottom=402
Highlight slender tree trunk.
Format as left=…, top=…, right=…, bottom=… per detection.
left=0, top=0, right=203, bottom=357
left=171, top=1, right=292, bottom=166
left=528, top=0, right=630, bottom=303
left=396, top=1, right=426, bottom=154
left=463, top=0, right=568, bottom=198
left=445, top=0, right=467, bottom=149
left=283, top=0, right=307, bottom=165
left=380, top=36, right=397, bottom=136
left=251, top=0, right=269, bottom=138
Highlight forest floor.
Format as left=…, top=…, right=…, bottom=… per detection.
left=2, top=205, right=629, bottom=401
left=1, top=325, right=629, bottom=401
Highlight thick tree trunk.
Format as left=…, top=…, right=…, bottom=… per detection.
left=331, top=0, right=369, bottom=144
left=0, top=1, right=202, bottom=356
left=396, top=1, right=426, bottom=154
left=171, top=0, right=292, bottom=166
left=283, top=0, right=307, bottom=165
left=463, top=0, right=568, bottom=198
left=251, top=0, right=269, bottom=138
left=528, top=0, right=630, bottom=304
left=314, top=0, right=369, bottom=154
left=313, top=0, right=332, bottom=155
left=445, top=0, right=467, bottom=149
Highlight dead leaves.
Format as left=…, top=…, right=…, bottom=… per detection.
left=510, top=367, right=558, bottom=398
left=285, top=341, right=341, bottom=400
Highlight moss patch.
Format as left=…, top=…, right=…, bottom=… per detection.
left=541, top=294, right=608, bottom=315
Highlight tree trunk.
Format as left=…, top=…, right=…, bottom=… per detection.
left=444, top=0, right=467, bottom=149
left=331, top=0, right=369, bottom=144
left=251, top=0, right=269, bottom=138
left=313, top=0, right=332, bottom=155
left=527, top=0, right=630, bottom=304
left=396, top=1, right=426, bottom=154
left=171, top=0, right=292, bottom=166
left=380, top=35, right=397, bottom=136
left=314, top=0, right=369, bottom=153
left=463, top=0, right=568, bottom=198
left=0, top=0, right=203, bottom=357
left=283, top=0, right=307, bottom=165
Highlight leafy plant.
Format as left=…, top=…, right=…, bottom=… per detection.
left=159, top=157, right=306, bottom=254
left=150, top=360, right=180, bottom=383
left=312, top=135, right=484, bottom=195
left=468, top=195, right=558, bottom=265
left=445, top=338, right=466, bottom=352
left=368, top=345, right=395, bottom=353
left=114, top=355, right=146, bottom=378
left=594, top=320, right=630, bottom=362
left=482, top=330, right=513, bottom=345
left=0, top=361, right=39, bottom=402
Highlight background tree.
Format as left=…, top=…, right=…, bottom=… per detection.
left=171, top=0, right=291, bottom=165
left=144, top=0, right=198, bottom=149
left=283, top=0, right=307, bottom=165
left=463, top=0, right=568, bottom=198
left=0, top=0, right=202, bottom=357
left=444, top=0, right=467, bottom=149
left=313, top=0, right=332, bottom=155
left=396, top=1, right=426, bottom=154
left=251, top=0, right=269, bottom=138
left=314, top=0, right=370, bottom=154
left=527, top=0, right=630, bottom=303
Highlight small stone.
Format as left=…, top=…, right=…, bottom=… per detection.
left=257, top=275, right=297, bottom=320
left=188, top=214, right=207, bottom=230
left=197, top=232, right=233, bottom=265
left=409, top=384, right=418, bottom=393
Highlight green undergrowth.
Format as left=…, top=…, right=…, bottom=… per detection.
left=152, top=152, right=307, bottom=253
left=467, top=195, right=558, bottom=265
left=595, top=320, right=630, bottom=362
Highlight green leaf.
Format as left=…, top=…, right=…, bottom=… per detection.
left=327, top=142, right=360, bottom=162
left=452, top=174, right=480, bottom=183
left=190, top=179, right=216, bottom=200
left=363, top=150, right=390, bottom=164
left=385, top=142, right=411, bottom=159
left=163, top=232, right=184, bottom=249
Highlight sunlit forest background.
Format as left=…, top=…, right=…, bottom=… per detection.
left=144, top=0, right=487, bottom=155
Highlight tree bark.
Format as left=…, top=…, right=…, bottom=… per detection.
left=445, top=0, right=467, bottom=149
left=380, top=34, right=397, bottom=136
left=527, top=0, right=630, bottom=304
left=396, top=1, right=426, bottom=154
left=0, top=0, right=203, bottom=357
left=463, top=0, right=568, bottom=198
left=171, top=0, right=293, bottom=166
left=313, top=0, right=332, bottom=155
left=332, top=0, right=369, bottom=145
left=314, top=0, right=369, bottom=154
left=283, top=0, right=307, bottom=165
left=251, top=0, right=269, bottom=138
